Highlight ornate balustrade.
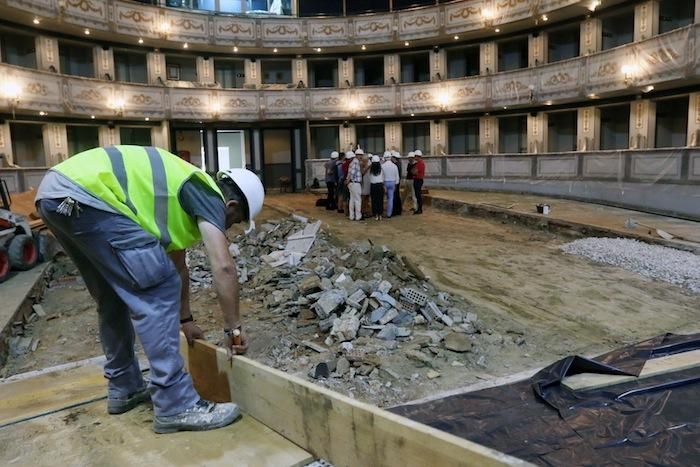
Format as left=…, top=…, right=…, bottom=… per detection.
left=1, top=0, right=594, bottom=50
left=1, top=24, right=696, bottom=120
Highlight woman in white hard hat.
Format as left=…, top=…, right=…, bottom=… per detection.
left=325, top=151, right=339, bottom=211
left=404, top=151, right=418, bottom=211
left=369, top=155, right=385, bottom=221
left=36, top=146, right=265, bottom=435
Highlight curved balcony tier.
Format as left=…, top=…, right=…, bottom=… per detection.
left=1, top=25, right=696, bottom=120
left=0, top=0, right=625, bottom=53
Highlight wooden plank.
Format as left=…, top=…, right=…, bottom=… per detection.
left=0, top=362, right=106, bottom=427
left=180, top=335, right=531, bottom=467
left=0, top=401, right=313, bottom=467
left=562, top=349, right=700, bottom=392
left=181, top=336, right=231, bottom=403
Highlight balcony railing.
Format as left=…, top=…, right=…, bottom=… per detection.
left=1, top=25, right=695, bottom=121
left=0, top=0, right=591, bottom=50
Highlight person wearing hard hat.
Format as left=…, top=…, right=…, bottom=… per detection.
left=382, top=152, right=400, bottom=219
left=405, top=151, right=418, bottom=211
left=34, top=145, right=265, bottom=434
left=345, top=150, right=363, bottom=221
left=390, top=151, right=403, bottom=216
left=368, top=155, right=385, bottom=221
left=325, top=151, right=339, bottom=211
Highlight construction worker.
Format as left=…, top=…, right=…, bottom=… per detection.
left=34, top=145, right=264, bottom=434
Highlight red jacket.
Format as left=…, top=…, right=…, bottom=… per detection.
left=413, top=159, right=426, bottom=179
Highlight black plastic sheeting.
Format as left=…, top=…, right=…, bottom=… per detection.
left=391, top=334, right=700, bottom=466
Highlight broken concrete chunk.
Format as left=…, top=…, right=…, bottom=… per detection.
left=371, top=291, right=398, bottom=309
left=395, top=327, right=412, bottom=338
left=319, top=314, right=338, bottom=332
left=336, top=357, right=351, bottom=376
left=426, top=370, right=441, bottom=379
left=377, top=324, right=398, bottom=341
left=228, top=244, right=240, bottom=257
left=32, top=304, right=46, bottom=317
left=330, top=315, right=361, bottom=342
left=299, top=275, right=322, bottom=295
left=301, top=340, right=329, bottom=353
left=378, top=308, right=399, bottom=325
left=291, top=214, right=308, bottom=224
left=377, top=280, right=392, bottom=294
left=443, top=333, right=473, bottom=353
left=391, top=310, right=413, bottom=327
left=320, top=277, right=333, bottom=290
left=405, top=349, right=434, bottom=367
left=313, top=289, right=347, bottom=319
left=370, top=307, right=388, bottom=324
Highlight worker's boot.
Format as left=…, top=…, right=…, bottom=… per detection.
left=107, top=386, right=151, bottom=414
left=152, top=399, right=241, bottom=434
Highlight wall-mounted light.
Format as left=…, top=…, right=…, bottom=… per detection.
left=621, top=63, right=639, bottom=85
left=437, top=91, right=450, bottom=110
left=481, top=7, right=495, bottom=23
left=158, top=20, right=170, bottom=38
left=1, top=80, right=21, bottom=118
left=110, top=97, right=125, bottom=116
left=588, top=0, right=601, bottom=12
left=211, top=101, right=221, bottom=119
left=348, top=99, right=359, bottom=116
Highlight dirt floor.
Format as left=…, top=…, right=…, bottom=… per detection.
left=3, top=193, right=699, bottom=407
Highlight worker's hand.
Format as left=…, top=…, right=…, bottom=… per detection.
left=226, top=327, right=249, bottom=355
left=181, top=321, right=204, bottom=345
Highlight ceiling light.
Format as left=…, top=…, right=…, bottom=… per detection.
left=452, top=110, right=457, bottom=113
left=324, top=117, right=329, bottom=120
left=32, top=17, right=40, bottom=25
left=494, top=28, right=501, bottom=33
left=503, top=106, right=508, bottom=110
left=233, top=46, right=239, bottom=52
left=404, top=41, right=410, bottom=46
left=545, top=100, right=553, bottom=106
left=138, top=38, right=144, bottom=44
left=39, top=111, right=46, bottom=116
left=366, top=115, right=371, bottom=119
left=361, top=45, right=367, bottom=51
left=587, top=93, right=598, bottom=99
left=642, top=85, right=655, bottom=93
left=84, top=29, right=90, bottom=35
left=589, top=0, right=601, bottom=12
left=410, top=113, right=415, bottom=117
left=273, top=48, right=278, bottom=53
left=541, top=14, right=548, bottom=22
left=316, top=47, right=322, bottom=52
left=183, top=43, right=188, bottom=49
left=454, top=35, right=459, bottom=40
left=90, top=115, right=95, bottom=119
left=145, top=117, right=150, bottom=121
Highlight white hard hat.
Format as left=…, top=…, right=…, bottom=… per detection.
left=216, top=168, right=265, bottom=234
left=407, top=151, right=415, bottom=158
left=371, top=155, right=380, bottom=163
left=414, top=149, right=423, bottom=156
left=355, top=148, right=364, bottom=155
left=383, top=151, right=391, bottom=158
left=331, top=151, right=339, bottom=159
left=345, top=151, right=355, bottom=159
left=391, top=150, right=400, bottom=158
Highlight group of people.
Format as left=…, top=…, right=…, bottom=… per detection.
left=324, top=148, right=426, bottom=221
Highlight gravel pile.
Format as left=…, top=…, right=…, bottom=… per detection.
left=561, top=238, right=700, bottom=294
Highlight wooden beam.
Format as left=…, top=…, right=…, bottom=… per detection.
left=180, top=335, right=531, bottom=467
left=562, top=349, right=700, bottom=392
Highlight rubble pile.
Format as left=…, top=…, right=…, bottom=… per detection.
left=186, top=215, right=521, bottom=397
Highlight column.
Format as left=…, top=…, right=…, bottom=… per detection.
left=529, top=33, right=546, bottom=67
left=293, top=58, right=307, bottom=87
left=384, top=54, right=399, bottom=85
left=196, top=57, right=215, bottom=86
left=629, top=100, right=655, bottom=149
left=480, top=42, right=497, bottom=74
left=430, top=120, right=447, bottom=156
left=580, top=18, right=602, bottom=56
left=151, top=121, right=170, bottom=150
left=687, top=92, right=700, bottom=146
left=527, top=112, right=547, bottom=153
left=479, top=116, right=498, bottom=154
left=0, top=121, right=14, bottom=167
left=577, top=107, right=600, bottom=151
left=35, top=36, right=59, bottom=72
left=339, top=123, right=356, bottom=152
left=634, top=1, right=659, bottom=42
left=94, top=46, right=115, bottom=81
left=340, top=58, right=353, bottom=88
left=98, top=125, right=120, bottom=147
left=245, top=59, right=261, bottom=87
left=430, top=48, right=446, bottom=81
left=42, top=124, right=68, bottom=167
left=385, top=122, right=401, bottom=153
left=147, top=52, right=166, bottom=85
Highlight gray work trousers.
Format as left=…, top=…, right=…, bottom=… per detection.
left=38, top=198, right=199, bottom=417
